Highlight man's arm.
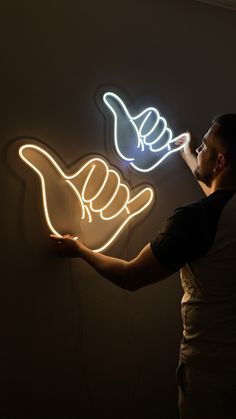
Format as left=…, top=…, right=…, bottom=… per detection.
left=178, top=133, right=211, bottom=196
left=50, top=235, right=173, bottom=291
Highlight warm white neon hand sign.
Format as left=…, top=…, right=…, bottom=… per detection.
left=103, top=92, right=189, bottom=172
left=19, top=144, right=154, bottom=252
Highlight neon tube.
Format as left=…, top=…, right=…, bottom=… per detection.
left=19, top=144, right=154, bottom=252
left=103, top=91, right=189, bottom=172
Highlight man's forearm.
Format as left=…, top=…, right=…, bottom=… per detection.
left=78, top=242, right=132, bottom=289
left=51, top=236, right=172, bottom=290
left=184, top=153, right=197, bottom=173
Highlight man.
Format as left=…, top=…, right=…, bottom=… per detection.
left=50, top=114, right=236, bottom=419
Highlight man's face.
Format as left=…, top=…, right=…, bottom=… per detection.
left=194, top=123, right=220, bottom=186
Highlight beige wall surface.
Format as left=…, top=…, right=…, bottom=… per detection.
left=195, top=0, right=236, bottom=11
left=1, top=0, right=236, bottom=417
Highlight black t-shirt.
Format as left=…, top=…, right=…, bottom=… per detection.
left=151, top=188, right=236, bottom=367
left=150, top=189, right=236, bottom=272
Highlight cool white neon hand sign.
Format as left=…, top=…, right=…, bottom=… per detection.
left=19, top=144, right=154, bottom=252
left=103, top=92, right=189, bottom=172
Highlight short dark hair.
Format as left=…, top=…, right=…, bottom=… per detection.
left=212, top=114, right=236, bottom=172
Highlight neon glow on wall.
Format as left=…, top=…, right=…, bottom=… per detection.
left=19, top=144, right=154, bottom=252
left=103, top=92, right=189, bottom=172
left=18, top=89, right=188, bottom=250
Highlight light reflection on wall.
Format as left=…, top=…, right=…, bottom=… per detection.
left=19, top=144, right=154, bottom=252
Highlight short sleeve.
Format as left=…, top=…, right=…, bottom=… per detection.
left=150, top=207, right=205, bottom=272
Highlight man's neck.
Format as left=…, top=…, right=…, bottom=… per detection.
left=211, top=176, right=236, bottom=194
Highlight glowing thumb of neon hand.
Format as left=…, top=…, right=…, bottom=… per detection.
left=19, top=143, right=154, bottom=252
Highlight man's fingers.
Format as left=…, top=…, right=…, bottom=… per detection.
left=172, top=132, right=189, bottom=147
left=49, top=233, right=80, bottom=258
left=175, top=137, right=186, bottom=146
left=50, top=234, right=63, bottom=241
left=50, top=234, right=78, bottom=245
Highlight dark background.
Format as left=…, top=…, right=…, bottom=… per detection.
left=1, top=0, right=236, bottom=417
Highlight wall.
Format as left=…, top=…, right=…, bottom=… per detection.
left=1, top=0, right=236, bottom=417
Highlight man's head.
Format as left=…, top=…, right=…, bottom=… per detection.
left=194, top=114, right=236, bottom=187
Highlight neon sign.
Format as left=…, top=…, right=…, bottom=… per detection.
left=19, top=144, right=154, bottom=252
left=103, top=92, right=189, bottom=172
left=18, top=90, right=188, bottom=251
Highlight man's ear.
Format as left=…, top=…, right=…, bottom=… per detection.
left=215, top=153, right=227, bottom=172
